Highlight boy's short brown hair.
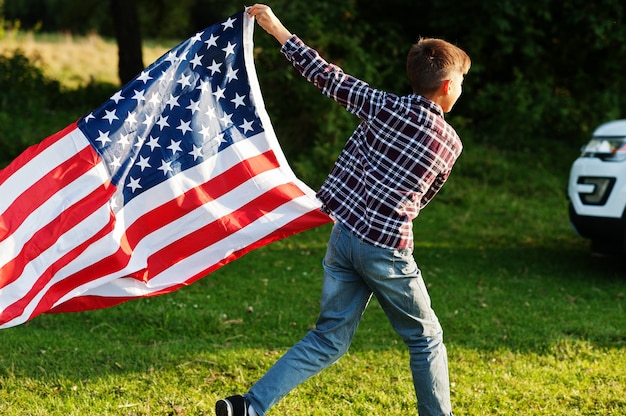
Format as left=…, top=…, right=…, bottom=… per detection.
left=406, top=38, right=471, bottom=96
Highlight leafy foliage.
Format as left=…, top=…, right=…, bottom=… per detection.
left=1, top=0, right=626, bottom=179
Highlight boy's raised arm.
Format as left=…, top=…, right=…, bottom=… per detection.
left=247, top=4, right=292, bottom=45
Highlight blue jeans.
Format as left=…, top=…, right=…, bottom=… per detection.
left=246, top=222, right=453, bottom=415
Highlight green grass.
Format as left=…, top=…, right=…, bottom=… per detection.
left=1, top=32, right=625, bottom=416
left=2, top=138, right=625, bottom=415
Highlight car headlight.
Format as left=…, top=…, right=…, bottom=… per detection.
left=576, top=176, right=616, bottom=205
left=581, top=138, right=626, bottom=161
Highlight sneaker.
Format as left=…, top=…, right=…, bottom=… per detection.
left=215, top=395, right=250, bottom=416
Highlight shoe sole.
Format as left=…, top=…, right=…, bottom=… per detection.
left=215, top=399, right=233, bottom=416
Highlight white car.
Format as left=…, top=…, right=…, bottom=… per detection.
left=568, top=119, right=626, bottom=254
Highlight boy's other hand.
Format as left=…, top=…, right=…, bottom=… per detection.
left=247, top=4, right=292, bottom=45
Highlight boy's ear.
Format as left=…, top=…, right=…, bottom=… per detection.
left=442, top=79, right=452, bottom=95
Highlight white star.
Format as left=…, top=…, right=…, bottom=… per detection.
left=225, top=66, right=239, bottom=82
left=177, top=120, right=193, bottom=135
left=167, top=139, right=182, bottom=154
left=221, top=16, right=236, bottom=30
left=158, top=159, right=174, bottom=175
left=96, top=130, right=111, bottom=146
left=208, top=60, right=222, bottom=75
left=127, top=177, right=142, bottom=192
left=205, top=33, right=219, bottom=48
left=197, top=79, right=211, bottom=93
left=110, top=156, right=122, bottom=168
left=199, top=124, right=212, bottom=141
left=165, top=51, right=178, bottom=64
left=177, top=72, right=192, bottom=89
left=118, top=133, right=131, bottom=148
left=187, top=99, right=201, bottom=114
left=231, top=93, right=246, bottom=108
left=137, top=70, right=152, bottom=84
left=206, top=106, right=216, bottom=120
left=134, top=137, right=145, bottom=148
left=156, top=115, right=170, bottom=130
left=149, top=92, right=161, bottom=106
left=213, top=86, right=226, bottom=100
left=132, top=89, right=146, bottom=102
left=222, top=41, right=236, bottom=58
left=103, top=109, right=119, bottom=124
left=125, top=111, right=138, bottom=127
left=189, top=145, right=203, bottom=160
left=191, top=31, right=203, bottom=43
left=136, top=155, right=151, bottom=171
left=240, top=119, right=254, bottom=133
left=110, top=91, right=124, bottom=103
left=146, top=135, right=161, bottom=151
left=166, top=94, right=180, bottom=109
left=220, top=112, right=233, bottom=125
left=190, top=53, right=204, bottom=69
left=84, top=112, right=95, bottom=123
left=142, top=114, right=154, bottom=127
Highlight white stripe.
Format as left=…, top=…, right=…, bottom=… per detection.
left=0, top=162, right=109, bottom=268
left=0, top=203, right=114, bottom=326
left=58, top=194, right=318, bottom=299
left=0, top=127, right=89, bottom=215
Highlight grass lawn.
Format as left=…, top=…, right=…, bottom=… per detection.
left=1, top=33, right=625, bottom=415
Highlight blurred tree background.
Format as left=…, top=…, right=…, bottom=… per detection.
left=1, top=0, right=625, bottom=186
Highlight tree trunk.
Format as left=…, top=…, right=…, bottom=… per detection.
left=110, top=0, right=144, bottom=85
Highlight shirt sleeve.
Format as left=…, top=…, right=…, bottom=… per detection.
left=280, top=35, right=386, bottom=122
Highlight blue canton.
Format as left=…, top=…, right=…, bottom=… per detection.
left=78, top=12, right=261, bottom=210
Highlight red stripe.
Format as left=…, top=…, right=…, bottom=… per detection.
left=134, top=181, right=310, bottom=281
left=0, top=200, right=116, bottom=325
left=15, top=150, right=283, bottom=318
left=0, top=123, right=79, bottom=188
left=0, top=182, right=115, bottom=291
left=125, top=149, right=281, bottom=249
left=0, top=142, right=100, bottom=244
left=50, top=209, right=331, bottom=313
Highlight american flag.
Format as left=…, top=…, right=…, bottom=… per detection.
left=0, top=11, right=331, bottom=328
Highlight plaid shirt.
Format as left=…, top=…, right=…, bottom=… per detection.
left=281, top=36, right=462, bottom=250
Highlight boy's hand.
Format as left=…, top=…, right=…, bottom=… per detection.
left=247, top=4, right=292, bottom=45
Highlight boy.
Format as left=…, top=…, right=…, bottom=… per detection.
left=217, top=4, right=471, bottom=416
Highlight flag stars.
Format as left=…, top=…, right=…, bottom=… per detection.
left=240, top=119, right=254, bottom=134
left=125, top=111, right=138, bottom=127
left=103, top=109, right=119, bottom=124
left=136, top=156, right=151, bottom=171
left=222, top=41, right=236, bottom=58
left=221, top=16, right=236, bottom=30
left=208, top=60, right=222, bottom=75
left=96, top=130, right=112, bottom=146
left=166, top=94, right=180, bottom=110
left=110, top=91, right=124, bottom=103
left=158, top=159, right=174, bottom=175
left=137, top=70, right=153, bottom=84
left=132, top=89, right=146, bottom=102
left=156, top=115, right=170, bottom=130
left=205, top=33, right=219, bottom=49
left=177, top=120, right=193, bottom=135
left=213, top=86, right=226, bottom=100
left=127, top=177, right=142, bottom=192
left=189, top=145, right=203, bottom=161
left=199, top=124, right=212, bottom=141
left=225, top=67, right=239, bottom=82
left=187, top=99, right=201, bottom=114
left=177, top=72, right=193, bottom=89
left=231, top=93, right=246, bottom=108
left=146, top=135, right=161, bottom=151
left=220, top=112, right=233, bottom=125
left=189, top=53, right=204, bottom=69
left=167, top=139, right=182, bottom=154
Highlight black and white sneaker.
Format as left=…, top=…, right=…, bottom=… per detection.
left=215, top=395, right=250, bottom=416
